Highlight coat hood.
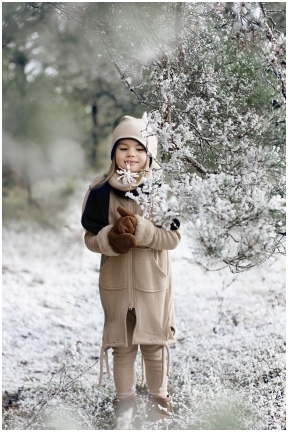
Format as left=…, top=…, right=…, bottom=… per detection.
left=111, top=116, right=158, bottom=163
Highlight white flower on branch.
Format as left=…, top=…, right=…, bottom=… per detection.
left=116, top=163, right=141, bottom=186
left=126, top=168, right=179, bottom=230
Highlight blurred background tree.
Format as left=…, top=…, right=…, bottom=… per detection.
left=2, top=2, right=145, bottom=225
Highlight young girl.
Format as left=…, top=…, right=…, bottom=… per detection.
left=81, top=116, right=181, bottom=426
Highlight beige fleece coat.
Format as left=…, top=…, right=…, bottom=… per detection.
left=84, top=188, right=181, bottom=349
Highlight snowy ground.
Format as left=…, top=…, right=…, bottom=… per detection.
left=2, top=183, right=286, bottom=430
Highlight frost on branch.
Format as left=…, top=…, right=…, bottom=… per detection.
left=126, top=168, right=179, bottom=231
left=172, top=171, right=285, bottom=272
left=116, top=163, right=141, bottom=186
left=109, top=2, right=286, bottom=272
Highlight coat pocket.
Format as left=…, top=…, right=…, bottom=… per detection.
left=99, top=255, right=127, bottom=289
left=133, top=248, right=168, bottom=292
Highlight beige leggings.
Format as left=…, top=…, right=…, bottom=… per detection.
left=112, top=309, right=168, bottom=398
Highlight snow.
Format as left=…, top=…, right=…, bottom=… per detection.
left=2, top=182, right=286, bottom=430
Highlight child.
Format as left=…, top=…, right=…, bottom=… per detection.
left=81, top=116, right=181, bottom=426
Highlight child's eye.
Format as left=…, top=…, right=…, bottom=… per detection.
left=119, top=147, right=127, bottom=150
left=137, top=148, right=145, bottom=151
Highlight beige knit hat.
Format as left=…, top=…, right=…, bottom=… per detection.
left=111, top=116, right=158, bottom=161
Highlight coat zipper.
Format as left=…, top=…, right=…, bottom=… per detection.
left=128, top=249, right=134, bottom=310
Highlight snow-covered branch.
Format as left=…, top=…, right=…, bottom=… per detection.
left=120, top=3, right=286, bottom=272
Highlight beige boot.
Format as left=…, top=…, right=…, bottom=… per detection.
left=146, top=394, right=172, bottom=422
left=113, top=394, right=137, bottom=429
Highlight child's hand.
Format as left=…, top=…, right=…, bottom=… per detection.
left=107, top=231, right=137, bottom=254
left=107, top=206, right=137, bottom=254
left=115, top=206, right=137, bottom=234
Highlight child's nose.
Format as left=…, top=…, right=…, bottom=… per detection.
left=127, top=148, right=136, bottom=157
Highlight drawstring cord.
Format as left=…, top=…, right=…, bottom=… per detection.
left=99, top=346, right=111, bottom=387
left=141, top=355, right=146, bottom=386
left=161, top=346, right=165, bottom=386
left=166, top=343, right=171, bottom=379
left=161, top=343, right=171, bottom=386
left=106, top=349, right=111, bottom=376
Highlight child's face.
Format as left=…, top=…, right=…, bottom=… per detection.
left=115, top=139, right=148, bottom=172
